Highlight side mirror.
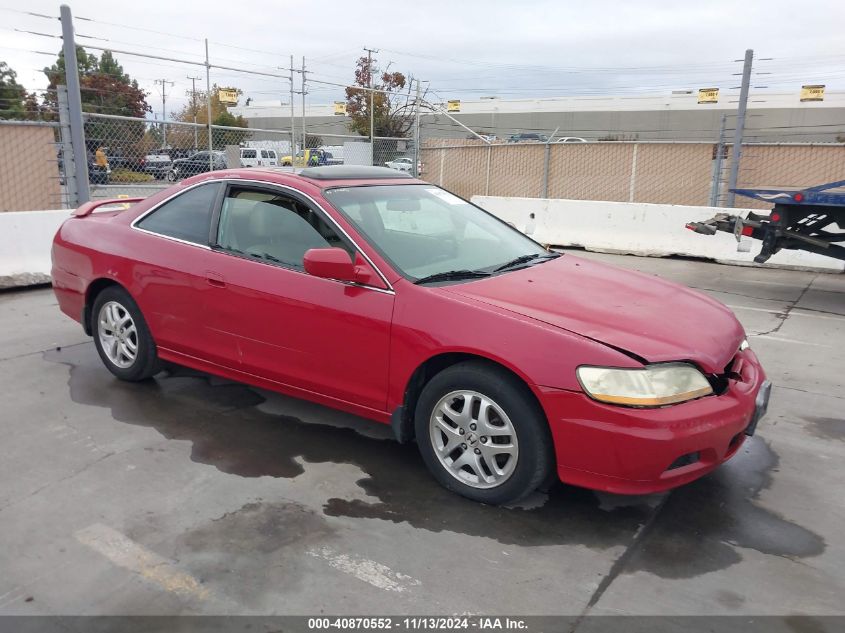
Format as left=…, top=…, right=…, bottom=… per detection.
left=304, top=248, right=386, bottom=288
left=303, top=248, right=356, bottom=282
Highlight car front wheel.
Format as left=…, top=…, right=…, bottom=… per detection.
left=415, top=361, right=553, bottom=505
left=91, top=287, right=161, bottom=381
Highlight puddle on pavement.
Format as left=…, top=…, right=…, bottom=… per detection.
left=802, top=416, right=845, bottom=442
left=45, top=344, right=825, bottom=579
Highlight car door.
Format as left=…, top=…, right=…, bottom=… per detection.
left=130, top=181, right=235, bottom=366
left=203, top=182, right=394, bottom=411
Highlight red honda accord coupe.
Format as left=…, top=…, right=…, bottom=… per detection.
left=51, top=166, right=770, bottom=504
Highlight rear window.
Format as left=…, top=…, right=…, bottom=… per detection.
left=136, top=183, right=219, bottom=245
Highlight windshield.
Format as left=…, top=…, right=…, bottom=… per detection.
left=324, top=184, right=551, bottom=282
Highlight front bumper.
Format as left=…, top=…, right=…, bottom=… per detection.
left=539, top=348, right=769, bottom=495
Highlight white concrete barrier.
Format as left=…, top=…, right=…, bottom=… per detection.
left=0, top=210, right=69, bottom=289
left=472, top=196, right=844, bottom=273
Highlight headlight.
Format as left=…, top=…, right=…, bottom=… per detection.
left=739, top=339, right=750, bottom=351
left=576, top=363, right=713, bottom=407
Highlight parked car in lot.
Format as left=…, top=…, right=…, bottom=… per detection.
left=140, top=150, right=173, bottom=179
left=281, top=149, right=329, bottom=167
left=166, top=150, right=227, bottom=181
left=51, top=165, right=770, bottom=505
left=240, top=147, right=279, bottom=168
left=553, top=137, right=587, bottom=144
left=507, top=132, right=548, bottom=143
left=384, top=157, right=420, bottom=173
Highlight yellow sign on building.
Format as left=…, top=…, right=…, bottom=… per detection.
left=447, top=100, right=461, bottom=113
left=334, top=101, right=347, bottom=116
left=800, top=85, right=825, bottom=102
left=698, top=88, right=719, bottom=104
left=218, top=88, right=239, bottom=106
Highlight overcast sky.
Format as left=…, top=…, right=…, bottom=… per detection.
left=2, top=0, right=844, bottom=115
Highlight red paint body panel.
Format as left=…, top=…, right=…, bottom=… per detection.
left=51, top=168, right=768, bottom=495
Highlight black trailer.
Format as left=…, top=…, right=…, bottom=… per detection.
left=686, top=180, right=845, bottom=263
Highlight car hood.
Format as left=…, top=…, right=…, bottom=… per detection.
left=443, top=255, right=743, bottom=373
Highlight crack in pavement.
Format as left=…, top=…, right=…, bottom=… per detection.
left=568, top=493, right=672, bottom=631
left=753, top=274, right=818, bottom=337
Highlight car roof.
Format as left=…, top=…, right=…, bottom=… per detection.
left=185, top=166, right=428, bottom=190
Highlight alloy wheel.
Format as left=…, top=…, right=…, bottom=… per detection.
left=97, top=300, right=138, bottom=369
left=429, top=390, right=519, bottom=489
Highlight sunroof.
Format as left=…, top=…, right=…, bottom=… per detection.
left=299, top=166, right=414, bottom=180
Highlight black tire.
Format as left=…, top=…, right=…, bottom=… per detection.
left=414, top=361, right=554, bottom=505
left=91, top=286, right=161, bottom=381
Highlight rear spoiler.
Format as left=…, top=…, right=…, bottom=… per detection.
left=73, top=197, right=145, bottom=217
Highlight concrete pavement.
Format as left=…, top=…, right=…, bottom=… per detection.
left=0, top=251, right=842, bottom=618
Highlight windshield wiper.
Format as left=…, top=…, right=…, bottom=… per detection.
left=414, top=269, right=491, bottom=285
left=492, top=252, right=558, bottom=272
left=254, top=252, right=283, bottom=263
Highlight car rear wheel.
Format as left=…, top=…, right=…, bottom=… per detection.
left=414, top=361, right=553, bottom=505
left=91, top=287, right=161, bottom=381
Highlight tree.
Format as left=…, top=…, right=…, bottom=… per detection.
left=171, top=85, right=251, bottom=151
left=43, top=47, right=150, bottom=118
left=344, top=55, right=419, bottom=138
left=0, top=61, right=29, bottom=120
left=43, top=47, right=150, bottom=157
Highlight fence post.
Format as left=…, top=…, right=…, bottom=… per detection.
left=541, top=127, right=558, bottom=198
left=439, top=140, right=445, bottom=186
left=485, top=144, right=492, bottom=196
left=709, top=114, right=727, bottom=207
left=56, top=85, right=78, bottom=207
left=628, top=143, right=639, bottom=202
left=727, top=49, right=753, bottom=208
left=59, top=4, right=90, bottom=204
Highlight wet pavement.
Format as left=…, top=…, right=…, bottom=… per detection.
left=0, top=251, right=843, bottom=617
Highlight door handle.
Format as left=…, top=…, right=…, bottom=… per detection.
left=206, top=271, right=226, bottom=288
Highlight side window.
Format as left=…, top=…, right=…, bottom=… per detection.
left=216, top=186, right=353, bottom=269
left=136, top=183, right=219, bottom=245
left=260, top=150, right=269, bottom=158
left=242, top=149, right=257, bottom=159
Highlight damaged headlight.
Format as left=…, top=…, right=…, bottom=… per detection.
left=576, top=363, right=713, bottom=407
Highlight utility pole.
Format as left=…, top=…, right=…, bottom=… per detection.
left=290, top=54, right=296, bottom=156
left=413, top=79, right=421, bottom=177
left=301, top=56, right=307, bottom=160
left=59, top=4, right=90, bottom=204
left=154, top=78, right=174, bottom=147
left=186, top=75, right=202, bottom=151
left=726, top=49, right=753, bottom=208
left=364, top=46, right=378, bottom=157
left=204, top=38, right=213, bottom=170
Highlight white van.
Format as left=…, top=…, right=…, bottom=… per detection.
left=240, top=147, right=279, bottom=167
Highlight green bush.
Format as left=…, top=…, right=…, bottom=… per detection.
left=110, top=168, right=154, bottom=183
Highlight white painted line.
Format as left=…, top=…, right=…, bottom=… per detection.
left=76, top=523, right=209, bottom=600
left=791, top=309, right=845, bottom=323
left=307, top=547, right=421, bottom=593
left=751, top=334, right=834, bottom=348
left=726, top=304, right=784, bottom=315
left=727, top=304, right=845, bottom=323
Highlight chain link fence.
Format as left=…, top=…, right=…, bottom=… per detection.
left=1, top=7, right=842, bottom=213
left=420, top=136, right=845, bottom=207
left=0, top=120, right=68, bottom=212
